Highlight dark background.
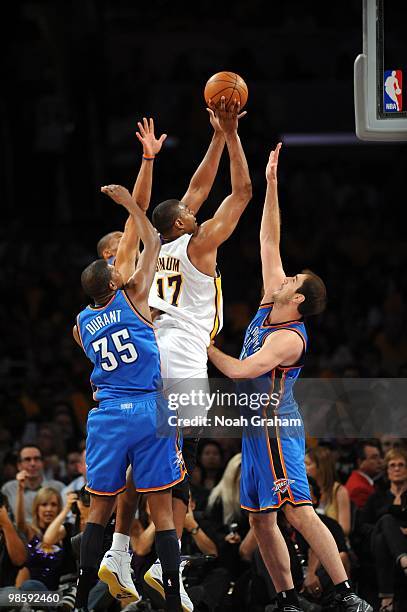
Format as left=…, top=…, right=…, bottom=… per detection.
left=1, top=0, right=407, bottom=445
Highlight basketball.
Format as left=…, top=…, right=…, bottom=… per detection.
left=204, top=71, right=248, bottom=110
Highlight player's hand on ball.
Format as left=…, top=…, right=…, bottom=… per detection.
left=265, top=142, right=282, bottom=183
left=136, top=117, right=167, bottom=157
left=210, top=96, right=246, bottom=134
left=101, top=184, right=134, bottom=208
left=207, top=99, right=247, bottom=133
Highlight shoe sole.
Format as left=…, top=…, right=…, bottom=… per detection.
left=144, top=569, right=191, bottom=612
left=98, top=564, right=140, bottom=603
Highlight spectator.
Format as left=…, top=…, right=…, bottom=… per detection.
left=0, top=493, right=27, bottom=588
left=297, top=477, right=350, bottom=606
left=1, top=446, right=64, bottom=522
left=15, top=477, right=74, bottom=592
left=205, top=453, right=249, bottom=579
left=1, top=452, right=18, bottom=487
left=63, top=451, right=81, bottom=485
left=196, top=440, right=224, bottom=491
left=345, top=439, right=383, bottom=509
left=37, top=424, right=66, bottom=481
left=62, top=449, right=86, bottom=502
left=182, top=497, right=229, bottom=611
left=305, top=446, right=351, bottom=536
left=358, top=448, right=407, bottom=611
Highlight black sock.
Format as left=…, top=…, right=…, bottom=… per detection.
left=76, top=523, right=105, bottom=609
left=277, top=589, right=300, bottom=608
left=155, top=529, right=181, bottom=611
left=75, top=567, right=98, bottom=609
left=80, top=522, right=105, bottom=567
left=334, top=580, right=352, bottom=596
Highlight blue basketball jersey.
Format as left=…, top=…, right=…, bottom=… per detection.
left=240, top=302, right=307, bottom=415
left=77, top=290, right=161, bottom=401
left=239, top=302, right=311, bottom=512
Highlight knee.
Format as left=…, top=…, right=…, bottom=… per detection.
left=377, top=513, right=396, bottom=528
left=284, top=504, right=316, bottom=532
left=249, top=512, right=277, bottom=534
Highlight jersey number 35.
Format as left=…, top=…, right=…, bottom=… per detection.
left=92, top=328, right=138, bottom=371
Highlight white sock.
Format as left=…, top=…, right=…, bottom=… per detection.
left=178, top=539, right=181, bottom=550
left=111, top=532, right=130, bottom=552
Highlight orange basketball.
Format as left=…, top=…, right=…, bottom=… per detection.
left=204, top=71, right=248, bottom=110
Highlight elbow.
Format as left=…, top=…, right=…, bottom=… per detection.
left=239, top=182, right=252, bottom=202
left=232, top=182, right=252, bottom=206
left=145, top=231, right=161, bottom=253
left=42, top=535, right=55, bottom=548
left=245, top=182, right=253, bottom=200
left=12, top=549, right=28, bottom=567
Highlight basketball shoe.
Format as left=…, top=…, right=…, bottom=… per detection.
left=326, top=591, right=373, bottom=611
left=98, top=549, right=141, bottom=603
left=144, top=559, right=193, bottom=611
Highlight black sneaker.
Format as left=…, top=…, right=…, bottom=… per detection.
left=327, top=591, right=373, bottom=611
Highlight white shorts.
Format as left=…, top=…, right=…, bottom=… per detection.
left=156, top=327, right=209, bottom=426
left=156, top=327, right=208, bottom=381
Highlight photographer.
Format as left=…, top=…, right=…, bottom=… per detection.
left=0, top=493, right=27, bottom=587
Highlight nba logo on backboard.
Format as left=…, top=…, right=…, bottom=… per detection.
left=384, top=70, right=403, bottom=112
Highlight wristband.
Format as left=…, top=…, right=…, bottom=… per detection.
left=143, top=154, right=155, bottom=160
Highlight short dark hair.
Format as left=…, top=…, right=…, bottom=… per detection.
left=297, top=269, right=327, bottom=316
left=355, top=439, right=382, bottom=462
left=96, top=231, right=122, bottom=258
left=81, top=259, right=112, bottom=300
left=152, top=199, right=182, bottom=235
left=18, top=444, right=43, bottom=462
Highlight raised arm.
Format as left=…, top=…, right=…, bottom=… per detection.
left=0, top=505, right=27, bottom=567
left=15, top=470, right=33, bottom=540
left=189, top=98, right=252, bottom=262
left=132, top=117, right=167, bottom=212
left=42, top=492, right=77, bottom=546
left=181, top=107, right=225, bottom=214
left=207, top=330, right=303, bottom=379
left=113, top=118, right=166, bottom=281
left=101, top=185, right=160, bottom=320
left=261, top=144, right=286, bottom=301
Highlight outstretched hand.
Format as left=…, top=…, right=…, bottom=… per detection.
left=101, top=184, right=134, bottom=209
left=265, top=142, right=282, bottom=182
left=207, top=96, right=247, bottom=135
left=136, top=117, right=167, bottom=157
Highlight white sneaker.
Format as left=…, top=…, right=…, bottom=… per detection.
left=98, top=549, right=141, bottom=603
left=144, top=559, right=193, bottom=612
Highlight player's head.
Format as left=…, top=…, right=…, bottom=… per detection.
left=96, top=231, right=123, bottom=260
left=81, top=259, right=124, bottom=304
left=152, top=199, right=198, bottom=238
left=272, top=269, right=327, bottom=316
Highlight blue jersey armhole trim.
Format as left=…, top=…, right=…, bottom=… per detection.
left=122, top=290, right=155, bottom=329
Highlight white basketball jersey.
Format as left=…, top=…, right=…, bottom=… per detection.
left=148, top=234, right=223, bottom=347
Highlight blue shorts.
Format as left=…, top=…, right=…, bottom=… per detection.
left=85, top=393, right=186, bottom=496
left=241, top=409, right=312, bottom=512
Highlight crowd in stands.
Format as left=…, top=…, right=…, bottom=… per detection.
left=1, top=435, right=407, bottom=611
left=2, top=2, right=407, bottom=611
